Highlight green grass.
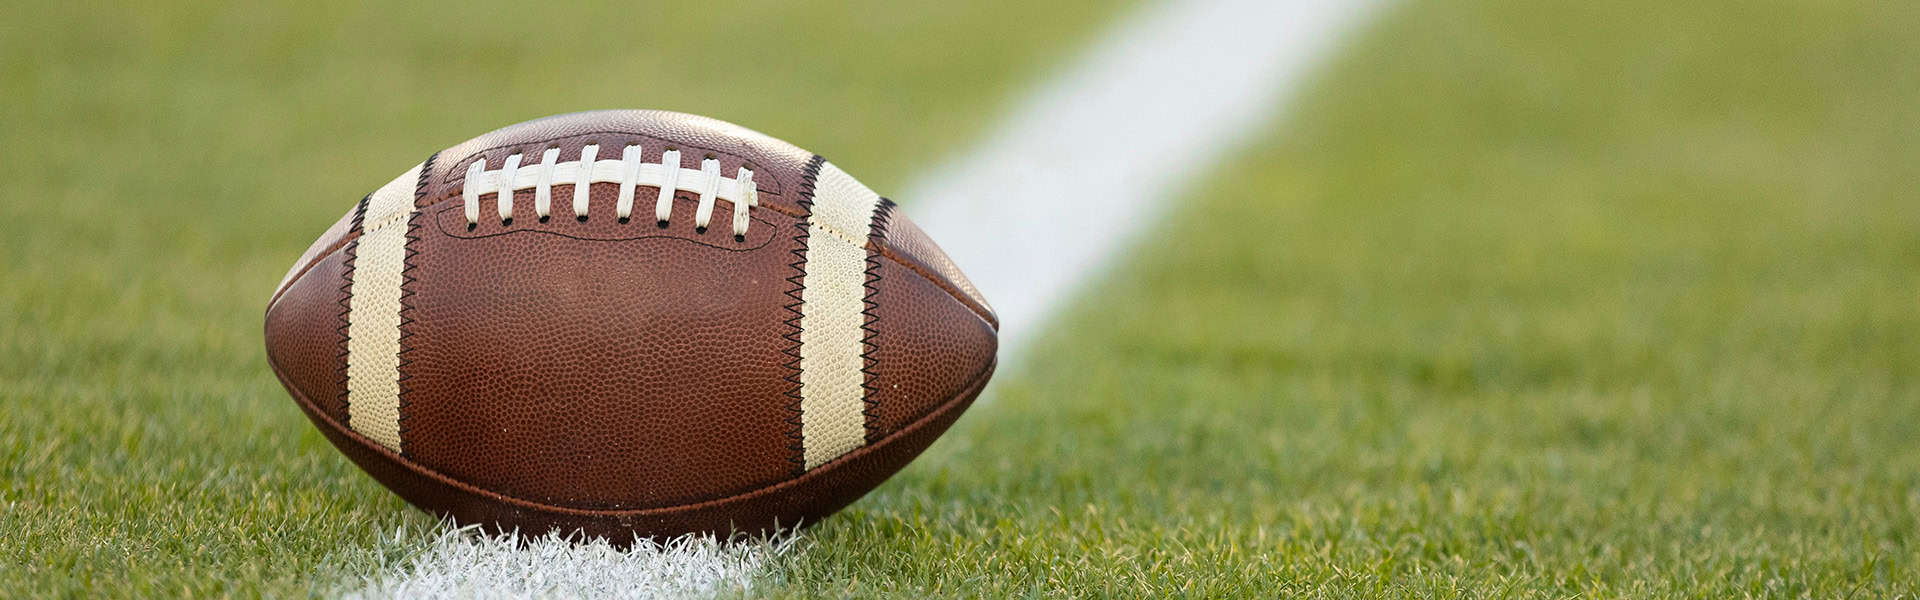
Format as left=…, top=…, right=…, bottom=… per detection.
left=0, top=2, right=1131, bottom=596
left=764, top=0, right=1920, bottom=596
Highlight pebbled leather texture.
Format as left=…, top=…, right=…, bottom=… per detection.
left=864, top=253, right=999, bottom=441
left=876, top=209, right=996, bottom=328
left=264, top=249, right=353, bottom=425
left=263, top=110, right=999, bottom=540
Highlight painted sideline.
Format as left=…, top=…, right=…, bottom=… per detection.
left=347, top=526, right=795, bottom=600
left=348, top=0, right=1380, bottom=597
left=911, top=0, right=1380, bottom=355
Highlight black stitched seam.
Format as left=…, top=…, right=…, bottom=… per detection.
left=392, top=151, right=438, bottom=452
left=860, top=198, right=895, bottom=443
left=334, top=236, right=359, bottom=417
left=781, top=155, right=828, bottom=475
left=869, top=197, right=897, bottom=242
left=349, top=193, right=370, bottom=232
left=334, top=193, right=373, bottom=414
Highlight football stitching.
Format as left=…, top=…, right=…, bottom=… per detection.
left=860, top=198, right=896, bottom=443
left=780, top=155, right=828, bottom=475
left=360, top=209, right=412, bottom=234
left=800, top=216, right=871, bottom=249
left=349, top=193, right=370, bottom=234
left=392, top=151, right=438, bottom=451
left=334, top=195, right=371, bottom=419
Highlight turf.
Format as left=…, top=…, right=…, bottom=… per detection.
left=761, top=0, right=1920, bottom=596
left=0, top=2, right=1132, bottom=596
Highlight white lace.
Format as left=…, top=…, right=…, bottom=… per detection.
left=461, top=144, right=760, bottom=237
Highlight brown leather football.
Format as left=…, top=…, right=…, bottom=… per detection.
left=263, top=110, right=997, bottom=541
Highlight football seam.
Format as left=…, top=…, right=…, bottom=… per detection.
left=779, top=155, right=829, bottom=475
left=349, top=195, right=371, bottom=246
left=860, top=198, right=896, bottom=443
left=332, top=195, right=371, bottom=419
left=392, top=151, right=438, bottom=449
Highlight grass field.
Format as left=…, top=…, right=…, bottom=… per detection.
left=4, top=0, right=1918, bottom=597
left=763, top=0, right=1920, bottom=596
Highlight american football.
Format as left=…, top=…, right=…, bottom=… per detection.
left=262, top=110, right=999, bottom=540
left=13, top=0, right=1918, bottom=596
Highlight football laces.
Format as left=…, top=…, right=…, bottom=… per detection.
left=460, top=143, right=760, bottom=238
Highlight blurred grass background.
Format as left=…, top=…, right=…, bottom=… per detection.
left=773, top=0, right=1920, bottom=596
left=0, top=1, right=1131, bottom=595
left=3, top=0, right=1918, bottom=597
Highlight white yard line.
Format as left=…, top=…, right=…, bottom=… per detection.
left=347, top=526, right=796, bottom=599
left=349, top=0, right=1378, bottom=597
left=911, top=0, right=1381, bottom=355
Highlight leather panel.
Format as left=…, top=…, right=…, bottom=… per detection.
left=265, top=248, right=352, bottom=425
